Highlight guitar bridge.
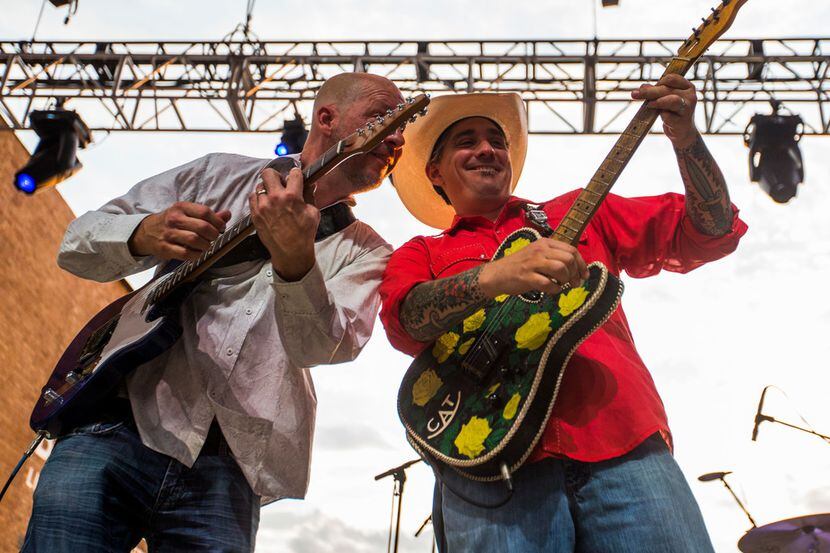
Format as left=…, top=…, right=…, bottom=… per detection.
left=461, top=335, right=503, bottom=382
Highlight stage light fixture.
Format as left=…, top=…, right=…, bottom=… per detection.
left=275, top=114, right=307, bottom=156
left=601, top=0, right=620, bottom=6
left=14, top=107, right=91, bottom=195
left=743, top=102, right=804, bottom=204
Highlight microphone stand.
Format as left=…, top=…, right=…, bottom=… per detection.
left=756, top=414, right=830, bottom=443
left=375, top=459, right=421, bottom=553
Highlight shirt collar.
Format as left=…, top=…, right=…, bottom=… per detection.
left=446, top=196, right=531, bottom=234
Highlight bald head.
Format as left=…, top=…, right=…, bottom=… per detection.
left=311, top=73, right=399, bottom=132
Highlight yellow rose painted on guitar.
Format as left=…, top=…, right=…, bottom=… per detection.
left=463, top=309, right=486, bottom=333
left=515, top=312, right=553, bottom=351
left=558, top=287, right=589, bottom=317
left=454, top=416, right=492, bottom=459
left=432, top=332, right=459, bottom=363
left=411, top=369, right=443, bottom=407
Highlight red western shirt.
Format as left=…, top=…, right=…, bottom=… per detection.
left=379, top=191, right=748, bottom=462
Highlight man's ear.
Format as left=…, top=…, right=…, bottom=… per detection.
left=425, top=161, right=443, bottom=187
left=315, top=105, right=337, bottom=138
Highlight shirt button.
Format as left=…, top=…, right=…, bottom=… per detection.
left=245, top=308, right=252, bottom=315
left=266, top=270, right=273, bottom=277
left=226, top=348, right=234, bottom=356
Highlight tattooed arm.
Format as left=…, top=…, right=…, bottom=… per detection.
left=674, top=134, right=733, bottom=236
left=632, top=75, right=734, bottom=236
left=400, top=266, right=488, bottom=342
left=399, top=239, right=589, bottom=342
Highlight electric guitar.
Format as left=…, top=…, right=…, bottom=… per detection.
left=30, top=94, right=430, bottom=438
left=397, top=0, right=749, bottom=481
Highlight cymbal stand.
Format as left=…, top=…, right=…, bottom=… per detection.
left=375, top=459, right=421, bottom=553
left=702, top=472, right=757, bottom=529
left=415, top=514, right=436, bottom=553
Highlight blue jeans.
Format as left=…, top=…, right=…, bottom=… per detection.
left=433, top=434, right=715, bottom=553
left=22, top=419, right=260, bottom=552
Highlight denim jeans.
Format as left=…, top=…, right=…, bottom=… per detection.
left=22, top=419, right=260, bottom=552
left=433, top=434, right=715, bottom=553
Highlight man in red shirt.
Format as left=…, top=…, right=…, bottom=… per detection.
left=380, top=79, right=747, bottom=552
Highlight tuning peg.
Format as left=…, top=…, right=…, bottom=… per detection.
left=386, top=108, right=394, bottom=117
left=408, top=116, right=417, bottom=123
left=711, top=7, right=720, bottom=21
left=692, top=27, right=701, bottom=38
left=397, top=103, right=405, bottom=110
left=407, top=97, right=415, bottom=104
left=722, top=0, right=730, bottom=5
left=419, top=108, right=428, bottom=116
left=357, top=127, right=365, bottom=136
left=366, top=122, right=374, bottom=130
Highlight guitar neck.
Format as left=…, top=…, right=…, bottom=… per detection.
left=551, top=56, right=694, bottom=245
left=148, top=142, right=346, bottom=305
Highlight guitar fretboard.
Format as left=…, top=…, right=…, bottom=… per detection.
left=551, top=57, right=692, bottom=245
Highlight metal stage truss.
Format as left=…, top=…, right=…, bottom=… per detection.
left=1, top=38, right=829, bottom=136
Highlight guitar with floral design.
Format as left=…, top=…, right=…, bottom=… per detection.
left=397, top=0, right=749, bottom=481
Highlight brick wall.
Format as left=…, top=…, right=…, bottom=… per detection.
left=0, top=125, right=133, bottom=551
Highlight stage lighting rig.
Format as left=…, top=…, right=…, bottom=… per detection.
left=743, top=101, right=804, bottom=204
left=14, top=107, right=91, bottom=195
left=275, top=114, right=308, bottom=156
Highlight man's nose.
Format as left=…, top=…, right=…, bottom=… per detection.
left=384, top=128, right=405, bottom=149
left=475, top=140, right=497, bottom=157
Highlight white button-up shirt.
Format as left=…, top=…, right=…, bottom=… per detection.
left=57, top=153, right=392, bottom=502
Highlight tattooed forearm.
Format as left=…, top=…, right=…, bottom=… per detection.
left=400, top=265, right=489, bottom=342
left=674, top=134, right=733, bottom=236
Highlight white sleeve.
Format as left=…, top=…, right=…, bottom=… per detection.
left=57, top=156, right=207, bottom=282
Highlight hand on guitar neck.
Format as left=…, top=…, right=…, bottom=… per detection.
left=249, top=166, right=321, bottom=282
left=128, top=202, right=232, bottom=262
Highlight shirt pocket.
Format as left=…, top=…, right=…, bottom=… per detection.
left=429, top=243, right=489, bottom=279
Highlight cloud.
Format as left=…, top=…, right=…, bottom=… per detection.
left=314, top=422, right=392, bottom=451
left=257, top=509, right=428, bottom=553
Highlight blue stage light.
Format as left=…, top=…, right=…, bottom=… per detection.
left=15, top=173, right=37, bottom=194
left=275, top=143, right=290, bottom=156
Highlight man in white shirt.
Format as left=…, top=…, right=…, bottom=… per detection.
left=23, top=72, right=405, bottom=552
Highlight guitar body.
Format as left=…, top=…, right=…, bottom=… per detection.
left=397, top=228, right=623, bottom=480
left=29, top=279, right=190, bottom=437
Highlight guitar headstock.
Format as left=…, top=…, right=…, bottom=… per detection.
left=677, top=0, right=749, bottom=62
left=341, top=94, right=430, bottom=155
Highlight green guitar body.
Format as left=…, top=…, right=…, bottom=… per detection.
left=397, top=227, right=624, bottom=481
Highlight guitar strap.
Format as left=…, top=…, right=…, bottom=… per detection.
left=522, top=203, right=555, bottom=238
left=212, top=157, right=357, bottom=268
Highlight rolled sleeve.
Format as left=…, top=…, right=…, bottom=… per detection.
left=272, top=236, right=392, bottom=368
left=595, top=192, right=748, bottom=278
left=379, top=238, right=434, bottom=357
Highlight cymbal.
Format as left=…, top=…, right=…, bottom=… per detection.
left=739, top=514, right=830, bottom=553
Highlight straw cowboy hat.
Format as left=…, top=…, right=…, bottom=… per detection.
left=390, top=92, right=528, bottom=230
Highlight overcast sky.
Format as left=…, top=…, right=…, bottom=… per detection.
left=4, top=1, right=830, bottom=552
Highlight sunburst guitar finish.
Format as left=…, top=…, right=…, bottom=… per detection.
left=397, top=228, right=623, bottom=480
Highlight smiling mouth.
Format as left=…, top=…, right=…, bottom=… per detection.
left=468, top=166, right=501, bottom=177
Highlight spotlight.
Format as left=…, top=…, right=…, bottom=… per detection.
left=14, top=107, right=91, bottom=195
left=743, top=101, right=804, bottom=204
left=275, top=114, right=307, bottom=156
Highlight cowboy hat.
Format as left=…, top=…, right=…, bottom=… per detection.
left=390, top=92, right=528, bottom=229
